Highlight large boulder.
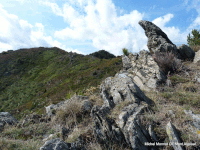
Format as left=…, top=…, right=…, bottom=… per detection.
left=91, top=73, right=156, bottom=149
left=0, top=112, right=18, bottom=132
left=177, top=44, right=195, bottom=61
left=139, top=20, right=181, bottom=59
left=122, top=50, right=167, bottom=91
left=193, top=50, right=200, bottom=64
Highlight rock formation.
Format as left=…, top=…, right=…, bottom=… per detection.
left=122, top=50, right=167, bottom=91
left=0, top=112, right=18, bottom=132
left=194, top=50, right=200, bottom=64
left=139, top=20, right=195, bottom=61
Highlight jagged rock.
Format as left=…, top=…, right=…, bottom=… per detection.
left=139, top=20, right=181, bottom=59
left=122, top=50, right=167, bottom=91
left=184, top=110, right=200, bottom=139
left=177, top=44, right=195, bottom=61
left=166, top=122, right=185, bottom=150
left=118, top=103, right=152, bottom=150
left=61, top=127, right=70, bottom=141
left=91, top=105, right=128, bottom=149
left=193, top=72, right=200, bottom=84
left=122, top=55, right=132, bottom=70
left=193, top=50, right=200, bottom=63
left=100, top=72, right=153, bottom=108
left=45, top=95, right=91, bottom=117
left=0, top=112, right=18, bottom=132
left=91, top=73, right=157, bottom=149
left=148, top=125, right=159, bottom=142
left=40, top=138, right=70, bottom=150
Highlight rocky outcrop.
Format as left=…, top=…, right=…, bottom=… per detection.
left=139, top=20, right=181, bottom=58
left=122, top=50, right=167, bottom=91
left=40, top=138, right=86, bottom=150
left=0, top=112, right=18, bottom=132
left=166, top=122, right=185, bottom=150
left=193, top=50, right=200, bottom=63
left=184, top=110, right=200, bottom=139
left=45, top=95, right=93, bottom=117
left=91, top=72, right=156, bottom=149
left=139, top=20, right=195, bottom=62
left=177, top=44, right=195, bottom=61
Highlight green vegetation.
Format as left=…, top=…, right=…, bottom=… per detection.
left=0, top=47, right=122, bottom=120
left=122, top=48, right=129, bottom=56
left=89, top=50, right=116, bottom=59
left=187, top=29, right=200, bottom=46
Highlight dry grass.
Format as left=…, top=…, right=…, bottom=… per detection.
left=190, top=45, right=200, bottom=52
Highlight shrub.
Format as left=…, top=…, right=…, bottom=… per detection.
left=189, top=45, right=200, bottom=52
left=187, top=29, right=200, bottom=46
left=122, top=48, right=129, bottom=56
left=152, top=51, right=183, bottom=75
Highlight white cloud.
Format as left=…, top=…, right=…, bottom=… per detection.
left=52, top=0, right=146, bottom=56
left=0, top=5, right=81, bottom=54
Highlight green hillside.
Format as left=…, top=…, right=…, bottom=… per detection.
left=0, top=47, right=122, bottom=120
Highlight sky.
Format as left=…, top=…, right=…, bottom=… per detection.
left=0, top=0, right=200, bottom=56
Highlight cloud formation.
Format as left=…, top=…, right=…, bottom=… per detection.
left=1, top=0, right=200, bottom=55
left=0, top=3, right=82, bottom=54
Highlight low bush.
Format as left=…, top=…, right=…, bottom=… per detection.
left=152, top=51, right=183, bottom=75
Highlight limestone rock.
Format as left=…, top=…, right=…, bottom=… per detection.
left=184, top=110, right=200, bottom=139
left=91, top=105, right=127, bottom=149
left=193, top=72, right=200, bottom=84
left=91, top=73, right=157, bottom=149
left=122, top=50, right=167, bottom=91
left=193, top=50, right=200, bottom=63
left=139, top=20, right=181, bottom=59
left=122, top=55, right=132, bottom=70
left=40, top=138, right=70, bottom=150
left=0, top=112, right=18, bottom=132
left=118, top=103, right=151, bottom=150
left=166, top=122, right=185, bottom=150
left=177, top=44, right=195, bottom=61
left=148, top=125, right=159, bottom=142
left=100, top=72, right=153, bottom=108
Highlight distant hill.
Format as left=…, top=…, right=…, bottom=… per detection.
left=0, top=47, right=122, bottom=120
left=89, top=50, right=116, bottom=59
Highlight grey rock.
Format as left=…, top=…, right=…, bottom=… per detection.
left=0, top=112, right=18, bottom=132
left=90, top=105, right=128, bottom=149
left=91, top=72, right=157, bottom=149
left=177, top=44, right=195, bottom=61
left=122, top=55, right=132, bottom=70
left=166, top=122, right=185, bottom=150
left=193, top=50, right=200, bottom=63
left=40, top=138, right=70, bottom=150
left=193, top=72, right=200, bottom=84
left=118, top=103, right=151, bottom=150
left=184, top=110, right=200, bottom=139
left=139, top=20, right=181, bottom=59
left=148, top=125, right=159, bottom=142
left=61, top=127, right=70, bottom=141
left=122, top=50, right=167, bottom=91
left=100, top=72, right=153, bottom=108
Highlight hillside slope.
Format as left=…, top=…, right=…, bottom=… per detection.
left=0, top=47, right=122, bottom=120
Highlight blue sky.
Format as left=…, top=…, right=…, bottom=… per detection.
left=0, top=0, right=200, bottom=56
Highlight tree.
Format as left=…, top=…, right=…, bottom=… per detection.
left=122, top=48, right=129, bottom=56
left=187, top=29, right=200, bottom=46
